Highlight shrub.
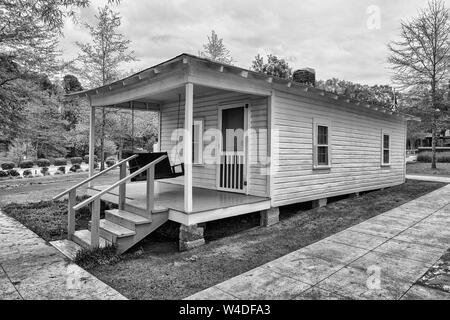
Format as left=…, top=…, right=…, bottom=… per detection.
left=37, top=158, right=51, bottom=167
left=23, top=170, right=33, bottom=178
left=74, top=245, right=120, bottom=269
left=19, top=160, right=34, bottom=169
left=1, top=162, right=15, bottom=170
left=83, top=155, right=98, bottom=163
left=70, top=164, right=81, bottom=172
left=71, top=157, right=83, bottom=165
left=8, top=169, right=20, bottom=177
left=106, top=159, right=116, bottom=167
left=0, top=170, right=8, bottom=178
left=54, top=158, right=67, bottom=166
left=417, top=151, right=450, bottom=163
left=57, top=166, right=66, bottom=174
left=41, top=167, right=50, bottom=176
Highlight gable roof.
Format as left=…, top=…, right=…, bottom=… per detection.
left=67, top=53, right=419, bottom=121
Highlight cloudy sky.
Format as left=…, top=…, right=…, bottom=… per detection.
left=60, top=0, right=435, bottom=86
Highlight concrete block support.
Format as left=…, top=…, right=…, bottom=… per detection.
left=179, top=224, right=205, bottom=252
left=260, top=207, right=280, bottom=227
left=312, top=198, right=328, bottom=209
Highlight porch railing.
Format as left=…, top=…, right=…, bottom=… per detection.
left=53, top=154, right=167, bottom=249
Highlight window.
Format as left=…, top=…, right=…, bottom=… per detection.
left=313, top=119, right=331, bottom=169
left=192, top=119, right=204, bottom=165
left=382, top=133, right=390, bottom=166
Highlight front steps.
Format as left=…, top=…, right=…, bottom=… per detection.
left=54, top=207, right=169, bottom=260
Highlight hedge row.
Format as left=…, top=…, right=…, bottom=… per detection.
left=417, top=151, right=450, bottom=163
left=0, top=170, right=20, bottom=178
left=1, top=156, right=101, bottom=169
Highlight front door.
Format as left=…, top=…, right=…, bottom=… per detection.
left=218, top=104, right=248, bottom=193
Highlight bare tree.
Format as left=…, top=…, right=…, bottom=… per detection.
left=388, top=0, right=450, bottom=169
left=199, top=30, right=233, bottom=64
left=74, top=5, right=136, bottom=170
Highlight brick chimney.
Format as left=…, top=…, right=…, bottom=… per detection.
left=293, top=68, right=316, bottom=86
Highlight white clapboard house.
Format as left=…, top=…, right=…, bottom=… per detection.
left=53, top=53, right=417, bottom=256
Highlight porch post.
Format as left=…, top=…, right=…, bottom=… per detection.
left=88, top=104, right=96, bottom=187
left=184, top=83, right=194, bottom=213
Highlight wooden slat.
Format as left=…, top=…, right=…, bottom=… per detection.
left=146, top=166, right=155, bottom=213
left=90, top=198, right=101, bottom=248
left=67, top=189, right=76, bottom=240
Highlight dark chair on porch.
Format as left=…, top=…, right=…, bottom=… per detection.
left=122, top=151, right=184, bottom=182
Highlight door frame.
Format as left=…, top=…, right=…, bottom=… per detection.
left=217, top=102, right=250, bottom=194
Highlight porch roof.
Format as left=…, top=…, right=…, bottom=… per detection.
left=66, top=53, right=419, bottom=121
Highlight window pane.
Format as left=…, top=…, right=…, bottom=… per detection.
left=383, top=150, right=390, bottom=164
left=383, top=135, right=390, bottom=149
left=318, top=126, right=328, bottom=145
left=317, top=146, right=328, bottom=165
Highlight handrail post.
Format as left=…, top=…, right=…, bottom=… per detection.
left=91, top=198, right=101, bottom=248
left=67, top=189, right=76, bottom=240
left=146, top=166, right=155, bottom=214
left=118, top=161, right=127, bottom=210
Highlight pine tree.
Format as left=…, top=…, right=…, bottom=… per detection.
left=200, top=30, right=233, bottom=64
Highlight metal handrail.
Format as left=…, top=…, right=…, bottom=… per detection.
left=73, top=155, right=167, bottom=211
left=53, top=154, right=138, bottom=200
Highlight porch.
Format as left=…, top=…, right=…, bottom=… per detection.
left=55, top=54, right=274, bottom=255
left=88, top=181, right=271, bottom=226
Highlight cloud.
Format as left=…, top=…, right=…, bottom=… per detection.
left=60, top=0, right=433, bottom=86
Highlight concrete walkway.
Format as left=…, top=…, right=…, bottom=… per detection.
left=406, top=174, right=450, bottom=183
left=187, top=185, right=450, bottom=300
left=0, top=211, right=126, bottom=300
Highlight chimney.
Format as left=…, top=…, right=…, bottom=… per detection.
left=293, top=68, right=316, bottom=87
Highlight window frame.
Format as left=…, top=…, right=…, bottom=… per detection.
left=381, top=130, right=391, bottom=167
left=192, top=118, right=204, bottom=165
left=313, top=118, right=332, bottom=170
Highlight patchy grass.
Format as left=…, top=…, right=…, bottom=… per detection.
left=74, top=245, right=121, bottom=269
left=1, top=198, right=92, bottom=242
left=83, top=180, right=446, bottom=300
left=407, top=162, right=450, bottom=177
left=416, top=249, right=450, bottom=294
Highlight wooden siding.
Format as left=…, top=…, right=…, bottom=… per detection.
left=160, top=92, right=269, bottom=196
left=271, top=90, right=407, bottom=207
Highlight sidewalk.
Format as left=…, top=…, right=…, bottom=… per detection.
left=406, top=174, right=450, bottom=183
left=0, top=211, right=126, bottom=300
left=187, top=185, right=450, bottom=300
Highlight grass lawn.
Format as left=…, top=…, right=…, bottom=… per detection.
left=407, top=162, right=450, bottom=177
left=1, top=179, right=446, bottom=299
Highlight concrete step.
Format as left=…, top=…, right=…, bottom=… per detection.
left=50, top=239, right=82, bottom=260
left=105, top=209, right=151, bottom=230
left=72, top=230, right=111, bottom=250
left=89, top=219, right=136, bottom=243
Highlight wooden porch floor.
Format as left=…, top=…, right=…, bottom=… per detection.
left=89, top=182, right=271, bottom=224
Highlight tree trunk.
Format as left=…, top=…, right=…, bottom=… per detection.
left=431, top=118, right=437, bottom=169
